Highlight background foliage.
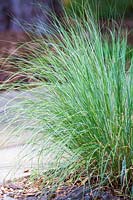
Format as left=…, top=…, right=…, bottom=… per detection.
left=64, top=0, right=133, bottom=18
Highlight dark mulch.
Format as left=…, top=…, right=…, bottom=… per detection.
left=0, top=176, right=130, bottom=200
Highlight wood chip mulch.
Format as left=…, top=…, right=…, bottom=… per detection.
left=0, top=175, right=130, bottom=200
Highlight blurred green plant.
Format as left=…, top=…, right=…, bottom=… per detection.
left=65, top=0, right=133, bottom=19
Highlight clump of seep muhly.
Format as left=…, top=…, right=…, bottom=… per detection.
left=11, top=12, right=133, bottom=193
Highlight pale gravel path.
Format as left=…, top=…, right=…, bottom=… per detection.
left=0, top=88, right=51, bottom=184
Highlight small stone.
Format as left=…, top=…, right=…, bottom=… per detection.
left=8, top=183, right=23, bottom=190
left=26, top=197, right=37, bottom=200
left=0, top=194, right=3, bottom=199
left=6, top=192, right=14, bottom=198
left=1, top=186, right=6, bottom=193
left=3, top=194, right=15, bottom=200
left=39, top=193, right=48, bottom=200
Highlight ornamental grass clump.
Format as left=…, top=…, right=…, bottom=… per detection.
left=10, top=15, right=133, bottom=191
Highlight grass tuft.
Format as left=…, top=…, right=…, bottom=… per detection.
left=6, top=13, right=133, bottom=193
